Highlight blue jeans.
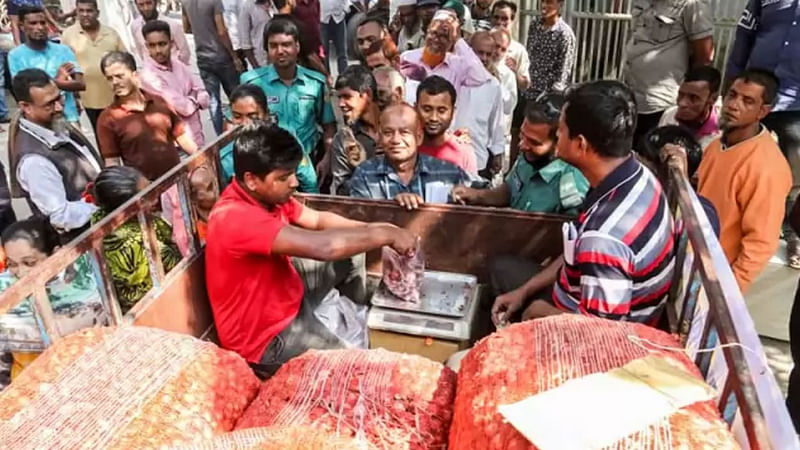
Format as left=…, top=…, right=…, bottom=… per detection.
left=0, top=52, right=9, bottom=119
left=198, top=59, right=240, bottom=135
left=321, top=19, right=348, bottom=74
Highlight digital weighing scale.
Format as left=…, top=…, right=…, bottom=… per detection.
left=367, top=271, right=481, bottom=342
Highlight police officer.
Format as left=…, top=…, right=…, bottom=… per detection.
left=451, top=93, right=587, bottom=215
left=240, top=16, right=337, bottom=192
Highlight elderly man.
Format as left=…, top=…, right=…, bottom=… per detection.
left=373, top=66, right=407, bottom=109
left=490, top=26, right=518, bottom=147
left=626, top=0, right=714, bottom=151
left=658, top=65, right=721, bottom=150
left=450, top=31, right=504, bottom=177
left=399, top=8, right=490, bottom=100
left=390, top=0, right=423, bottom=52
left=349, top=103, right=473, bottom=208
left=490, top=0, right=529, bottom=91
left=131, top=0, right=191, bottom=65
left=9, top=69, right=102, bottom=242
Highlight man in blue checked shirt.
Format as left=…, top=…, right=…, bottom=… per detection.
left=348, top=103, right=475, bottom=209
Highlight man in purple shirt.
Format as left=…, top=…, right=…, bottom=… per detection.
left=399, top=8, right=489, bottom=101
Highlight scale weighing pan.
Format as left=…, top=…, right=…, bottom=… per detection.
left=372, top=270, right=478, bottom=318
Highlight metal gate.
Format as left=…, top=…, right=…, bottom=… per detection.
left=518, top=0, right=749, bottom=84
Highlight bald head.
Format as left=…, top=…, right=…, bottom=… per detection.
left=379, top=103, right=422, bottom=165
left=470, top=31, right=496, bottom=69
left=489, top=27, right=510, bottom=62
left=373, top=66, right=406, bottom=110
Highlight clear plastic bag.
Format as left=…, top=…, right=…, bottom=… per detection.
left=381, top=241, right=425, bottom=303
left=314, top=289, right=369, bottom=349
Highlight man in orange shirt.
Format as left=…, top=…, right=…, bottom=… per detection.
left=697, top=69, right=792, bottom=293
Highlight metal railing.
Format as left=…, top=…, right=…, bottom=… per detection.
left=665, top=165, right=798, bottom=449
left=0, top=126, right=795, bottom=448
left=517, top=0, right=748, bottom=84
left=0, top=127, right=239, bottom=337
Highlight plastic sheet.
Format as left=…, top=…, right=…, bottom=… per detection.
left=314, top=289, right=369, bottom=349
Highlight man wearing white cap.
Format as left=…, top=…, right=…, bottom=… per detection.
left=399, top=8, right=490, bottom=101
left=389, top=0, right=424, bottom=52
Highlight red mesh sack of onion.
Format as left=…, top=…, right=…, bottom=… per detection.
left=449, top=315, right=740, bottom=450
left=235, top=348, right=457, bottom=449
left=0, top=326, right=260, bottom=449
left=177, top=426, right=367, bottom=449
left=382, top=241, right=424, bottom=303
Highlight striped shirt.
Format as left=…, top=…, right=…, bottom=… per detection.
left=348, top=154, right=472, bottom=203
left=552, top=156, right=675, bottom=324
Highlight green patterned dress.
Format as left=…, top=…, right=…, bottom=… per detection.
left=91, top=211, right=181, bottom=313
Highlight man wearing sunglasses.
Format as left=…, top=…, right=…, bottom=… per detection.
left=451, top=93, right=587, bottom=215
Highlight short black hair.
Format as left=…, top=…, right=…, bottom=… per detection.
left=491, top=0, right=517, bottom=16
left=359, top=10, right=387, bottom=29
left=230, top=84, right=268, bottom=112
left=93, top=166, right=145, bottom=212
left=683, top=65, right=721, bottom=94
left=18, top=5, right=46, bottom=22
left=233, top=121, right=304, bottom=181
left=732, top=68, right=779, bottom=106
left=642, top=125, right=703, bottom=178
left=1, top=217, right=60, bottom=257
left=564, top=80, right=637, bottom=158
left=416, top=75, right=457, bottom=107
left=141, top=19, right=171, bottom=39
left=335, top=65, right=377, bottom=99
left=524, top=92, right=566, bottom=140
left=100, top=51, right=137, bottom=74
left=12, top=68, right=52, bottom=102
left=265, top=15, right=299, bottom=45
left=75, top=0, right=99, bottom=10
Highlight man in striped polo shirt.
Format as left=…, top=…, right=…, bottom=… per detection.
left=492, top=80, right=675, bottom=326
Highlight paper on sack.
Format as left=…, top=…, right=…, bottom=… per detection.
left=498, top=355, right=716, bottom=450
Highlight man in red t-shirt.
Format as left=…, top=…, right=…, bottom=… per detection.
left=205, top=121, right=416, bottom=374
left=416, top=75, right=478, bottom=174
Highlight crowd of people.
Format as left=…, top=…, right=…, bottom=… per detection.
left=0, top=0, right=798, bottom=428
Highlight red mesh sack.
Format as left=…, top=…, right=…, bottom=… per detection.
left=449, top=315, right=740, bottom=450
left=178, top=426, right=365, bottom=449
left=236, top=348, right=457, bottom=449
left=0, top=326, right=260, bottom=449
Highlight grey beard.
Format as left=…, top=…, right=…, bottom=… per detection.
left=51, top=116, right=69, bottom=136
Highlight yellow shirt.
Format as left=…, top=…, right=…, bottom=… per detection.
left=62, top=24, right=126, bottom=109
left=697, top=127, right=792, bottom=293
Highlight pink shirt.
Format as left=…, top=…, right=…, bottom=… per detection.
left=131, top=14, right=192, bottom=66
left=140, top=55, right=210, bottom=147
left=400, top=39, right=491, bottom=97
left=419, top=136, right=478, bottom=175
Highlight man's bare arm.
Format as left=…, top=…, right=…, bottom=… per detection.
left=271, top=223, right=414, bottom=261
left=295, top=205, right=366, bottom=230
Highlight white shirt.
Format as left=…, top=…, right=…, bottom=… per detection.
left=222, top=0, right=242, bottom=49
left=496, top=63, right=518, bottom=136
left=321, top=0, right=349, bottom=24
left=450, top=77, right=505, bottom=170
left=506, top=39, right=530, bottom=82
left=17, top=119, right=100, bottom=231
